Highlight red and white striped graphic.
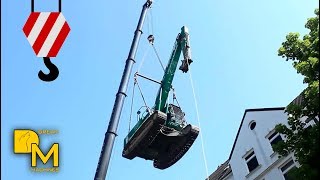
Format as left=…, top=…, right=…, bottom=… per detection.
left=23, top=12, right=70, bottom=57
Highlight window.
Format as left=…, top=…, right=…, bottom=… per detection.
left=280, top=159, right=297, bottom=180
left=244, top=150, right=259, bottom=172
left=267, top=130, right=283, bottom=149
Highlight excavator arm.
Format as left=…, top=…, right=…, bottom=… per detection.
left=154, top=26, right=193, bottom=112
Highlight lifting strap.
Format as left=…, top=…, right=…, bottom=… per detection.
left=128, top=74, right=152, bottom=132
left=151, top=43, right=165, bottom=71
left=147, top=33, right=165, bottom=71
left=172, top=88, right=181, bottom=108
left=135, top=76, right=150, bottom=114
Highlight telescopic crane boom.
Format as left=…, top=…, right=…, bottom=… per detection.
left=94, top=1, right=152, bottom=179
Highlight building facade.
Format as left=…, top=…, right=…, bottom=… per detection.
left=208, top=107, right=301, bottom=180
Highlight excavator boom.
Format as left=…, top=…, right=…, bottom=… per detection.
left=155, top=26, right=192, bottom=112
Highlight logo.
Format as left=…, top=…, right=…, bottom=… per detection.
left=14, top=129, right=60, bottom=172
left=22, top=0, right=71, bottom=82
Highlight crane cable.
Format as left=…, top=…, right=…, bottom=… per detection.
left=151, top=44, right=165, bottom=71
left=135, top=76, right=151, bottom=114
left=128, top=74, right=152, bottom=132
left=129, top=33, right=152, bottom=132
left=128, top=80, right=136, bottom=132
left=147, top=33, right=165, bottom=71
left=137, top=45, right=151, bottom=73
left=137, top=9, right=153, bottom=73
left=187, top=61, right=209, bottom=180
left=146, top=7, right=165, bottom=72
left=150, top=8, right=154, bottom=35
left=146, top=8, right=153, bottom=39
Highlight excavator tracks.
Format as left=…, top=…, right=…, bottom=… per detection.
left=153, top=124, right=199, bottom=169
left=122, top=110, right=200, bottom=170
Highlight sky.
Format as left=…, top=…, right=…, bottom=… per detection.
left=1, top=0, right=319, bottom=180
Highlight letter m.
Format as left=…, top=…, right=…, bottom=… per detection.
left=31, top=143, right=59, bottom=167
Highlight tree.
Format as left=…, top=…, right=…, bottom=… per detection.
left=273, top=8, right=319, bottom=180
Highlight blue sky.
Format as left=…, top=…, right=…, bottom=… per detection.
left=1, top=0, right=319, bottom=180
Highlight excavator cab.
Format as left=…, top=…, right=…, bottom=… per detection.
left=122, top=26, right=200, bottom=169
left=165, top=104, right=189, bottom=131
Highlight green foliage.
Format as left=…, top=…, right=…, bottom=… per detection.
left=273, top=8, right=319, bottom=180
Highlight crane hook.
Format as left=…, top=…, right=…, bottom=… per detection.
left=38, top=57, right=59, bottom=82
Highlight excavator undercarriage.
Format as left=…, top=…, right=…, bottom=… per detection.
left=122, top=105, right=199, bottom=169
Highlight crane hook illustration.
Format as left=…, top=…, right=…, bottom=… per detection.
left=38, top=57, right=59, bottom=82
left=22, top=0, right=70, bottom=82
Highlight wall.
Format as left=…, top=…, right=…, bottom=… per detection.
left=229, top=109, right=293, bottom=180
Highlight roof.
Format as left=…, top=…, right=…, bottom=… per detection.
left=208, top=159, right=232, bottom=180
left=289, top=92, right=304, bottom=106
left=228, top=107, right=285, bottom=160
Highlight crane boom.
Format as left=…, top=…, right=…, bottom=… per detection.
left=94, top=1, right=152, bottom=179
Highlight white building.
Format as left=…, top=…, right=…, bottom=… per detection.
left=208, top=94, right=307, bottom=180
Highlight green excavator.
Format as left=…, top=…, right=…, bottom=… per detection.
left=122, top=26, right=200, bottom=169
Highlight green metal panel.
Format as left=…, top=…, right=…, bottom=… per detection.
left=124, top=111, right=150, bottom=145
